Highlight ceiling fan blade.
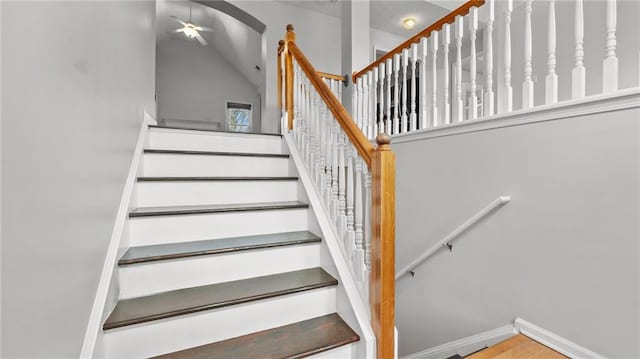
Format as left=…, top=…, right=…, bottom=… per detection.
left=196, top=26, right=213, bottom=32
left=173, top=28, right=185, bottom=33
left=195, top=32, right=208, bottom=46
left=170, top=16, right=187, bottom=26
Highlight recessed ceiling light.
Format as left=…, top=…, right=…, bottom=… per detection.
left=403, top=18, right=417, bottom=30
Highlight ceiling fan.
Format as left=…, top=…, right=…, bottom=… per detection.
left=171, top=5, right=212, bottom=46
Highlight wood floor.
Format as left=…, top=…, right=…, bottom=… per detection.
left=467, top=334, right=568, bottom=359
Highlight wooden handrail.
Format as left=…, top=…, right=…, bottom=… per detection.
left=282, top=25, right=395, bottom=358
left=352, top=0, right=484, bottom=81
left=286, top=35, right=374, bottom=167
left=317, top=71, right=346, bottom=82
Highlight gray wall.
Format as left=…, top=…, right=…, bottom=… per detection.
left=1, top=1, right=155, bottom=357
left=156, top=38, right=261, bottom=131
left=393, top=106, right=639, bottom=358
left=229, top=1, right=343, bottom=133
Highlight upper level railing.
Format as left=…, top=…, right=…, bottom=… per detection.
left=351, top=0, right=631, bottom=140
left=279, top=25, right=396, bottom=359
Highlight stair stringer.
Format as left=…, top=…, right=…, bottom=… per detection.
left=283, top=131, right=376, bottom=359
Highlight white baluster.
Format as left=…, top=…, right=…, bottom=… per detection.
left=367, top=71, right=373, bottom=138
left=331, top=122, right=339, bottom=219
left=401, top=49, right=409, bottom=133
left=373, top=68, right=379, bottom=136
left=379, top=63, right=385, bottom=134
left=410, top=43, right=418, bottom=132
left=469, top=7, right=479, bottom=119
left=326, top=120, right=335, bottom=210
left=363, top=167, right=372, bottom=284
left=522, top=0, right=534, bottom=109
left=572, top=0, right=586, bottom=99
left=393, top=54, right=400, bottom=134
left=442, top=24, right=451, bottom=125
left=353, top=156, right=364, bottom=280
left=603, top=0, right=618, bottom=93
left=345, top=144, right=355, bottom=258
left=484, top=0, right=495, bottom=117
left=363, top=73, right=369, bottom=136
left=420, top=37, right=428, bottom=129
left=546, top=0, right=558, bottom=105
left=504, top=0, right=513, bottom=112
left=337, top=129, right=346, bottom=230
left=317, top=103, right=327, bottom=196
left=386, top=59, right=393, bottom=134
left=431, top=31, right=439, bottom=126
left=455, top=15, right=464, bottom=122
left=356, top=77, right=363, bottom=130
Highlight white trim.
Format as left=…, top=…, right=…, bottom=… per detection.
left=514, top=318, right=608, bottom=359
left=79, top=111, right=156, bottom=358
left=400, top=324, right=517, bottom=359
left=149, top=126, right=279, bottom=139
left=401, top=318, right=608, bottom=359
left=391, top=88, right=640, bottom=144
left=283, top=131, right=376, bottom=359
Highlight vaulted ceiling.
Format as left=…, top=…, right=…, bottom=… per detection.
left=278, top=0, right=461, bottom=37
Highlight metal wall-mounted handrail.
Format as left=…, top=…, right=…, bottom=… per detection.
left=396, top=196, right=511, bottom=280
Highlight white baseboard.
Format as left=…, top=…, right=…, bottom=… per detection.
left=514, top=318, right=607, bottom=359
left=79, top=111, right=155, bottom=358
left=401, top=317, right=608, bottom=359
left=283, top=131, right=376, bottom=359
left=400, top=325, right=516, bottom=359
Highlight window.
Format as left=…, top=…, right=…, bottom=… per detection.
left=226, top=102, right=252, bottom=132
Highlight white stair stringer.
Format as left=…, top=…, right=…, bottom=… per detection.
left=103, top=287, right=337, bottom=358
left=148, top=127, right=286, bottom=154
left=128, top=208, right=310, bottom=246
left=119, top=243, right=322, bottom=299
left=136, top=179, right=299, bottom=207
left=142, top=153, right=293, bottom=177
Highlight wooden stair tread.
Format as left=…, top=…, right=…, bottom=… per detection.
left=137, top=176, right=299, bottom=182
left=119, top=231, right=321, bottom=265
left=467, top=334, right=567, bottom=359
left=129, top=201, right=309, bottom=218
left=152, top=313, right=359, bottom=359
left=103, top=267, right=337, bottom=330
left=144, top=149, right=289, bottom=158
left=149, top=125, right=282, bottom=137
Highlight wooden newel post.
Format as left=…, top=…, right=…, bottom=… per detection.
left=370, top=133, right=396, bottom=359
left=277, top=40, right=285, bottom=110
left=285, top=25, right=296, bottom=130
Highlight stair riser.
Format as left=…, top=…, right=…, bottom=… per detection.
left=143, top=154, right=293, bottom=177
left=136, top=180, right=299, bottom=207
left=119, top=243, right=322, bottom=299
left=307, top=343, right=356, bottom=358
left=128, top=208, right=310, bottom=246
left=103, top=287, right=337, bottom=358
left=148, top=129, right=286, bottom=154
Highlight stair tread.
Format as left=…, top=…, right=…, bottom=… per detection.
left=103, top=267, right=337, bottom=330
left=152, top=313, right=359, bottom=359
left=144, top=149, right=289, bottom=158
left=149, top=125, right=282, bottom=137
left=119, top=231, right=321, bottom=265
left=137, top=176, right=299, bottom=182
left=129, top=201, right=309, bottom=218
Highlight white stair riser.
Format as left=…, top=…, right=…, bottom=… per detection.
left=148, top=129, right=286, bottom=154
left=103, top=287, right=337, bottom=358
left=307, top=343, right=355, bottom=358
left=128, top=208, right=309, bottom=246
left=136, top=180, right=299, bottom=207
left=119, top=243, right=322, bottom=299
left=143, top=154, right=293, bottom=177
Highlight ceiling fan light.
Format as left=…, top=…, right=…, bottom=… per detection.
left=403, top=18, right=417, bottom=30
left=183, top=25, right=198, bottom=39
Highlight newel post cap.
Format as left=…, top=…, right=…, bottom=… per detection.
left=376, top=133, right=392, bottom=150
left=286, top=24, right=295, bottom=32
left=278, top=40, right=285, bottom=46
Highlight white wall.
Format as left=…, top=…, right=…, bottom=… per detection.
left=228, top=1, right=342, bottom=133
left=393, top=104, right=640, bottom=358
left=156, top=38, right=261, bottom=131
left=1, top=2, right=155, bottom=357
left=371, top=28, right=406, bottom=59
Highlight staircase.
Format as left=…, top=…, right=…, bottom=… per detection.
left=102, top=126, right=360, bottom=358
